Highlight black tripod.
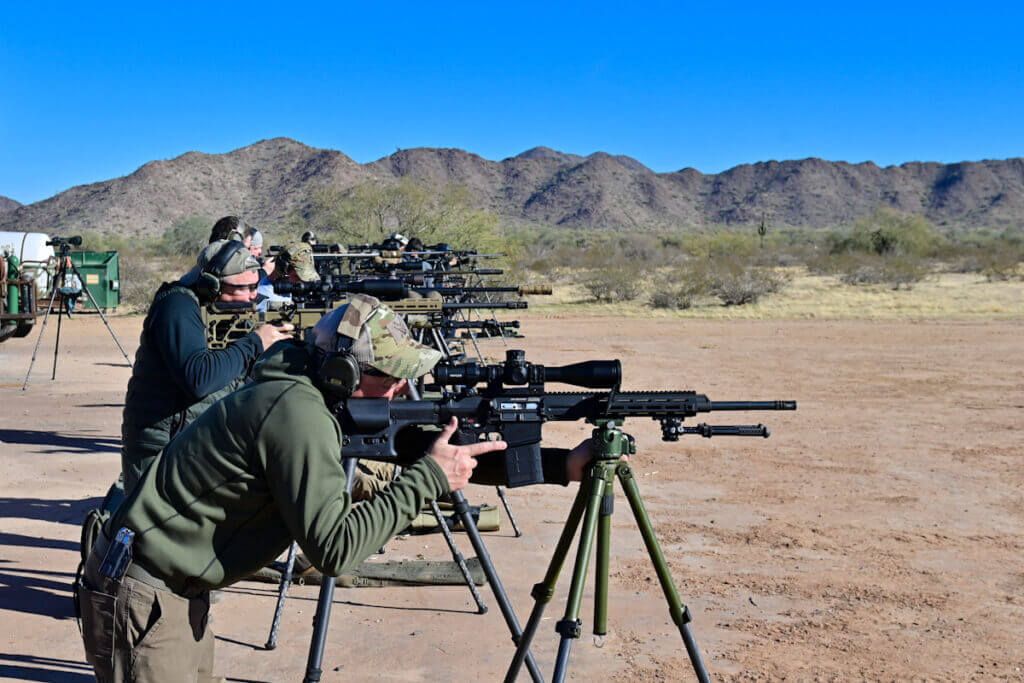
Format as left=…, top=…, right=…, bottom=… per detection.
left=299, top=385, right=543, bottom=682
left=22, top=236, right=133, bottom=390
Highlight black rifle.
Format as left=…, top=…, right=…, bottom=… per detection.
left=330, top=349, right=794, bottom=681
left=335, top=349, right=794, bottom=487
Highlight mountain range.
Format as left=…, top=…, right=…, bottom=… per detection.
left=1, top=138, right=1022, bottom=236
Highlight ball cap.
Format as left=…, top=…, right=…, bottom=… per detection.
left=275, top=241, right=318, bottom=282
left=181, top=239, right=260, bottom=285
left=312, top=295, right=442, bottom=379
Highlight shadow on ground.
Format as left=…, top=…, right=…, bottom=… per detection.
left=0, top=567, right=77, bottom=620
left=0, top=429, right=120, bottom=454
left=0, top=654, right=94, bottom=682
left=0, top=531, right=78, bottom=553
left=0, top=497, right=103, bottom=525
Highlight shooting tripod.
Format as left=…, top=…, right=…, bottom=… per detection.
left=22, top=239, right=133, bottom=389
left=505, top=420, right=710, bottom=683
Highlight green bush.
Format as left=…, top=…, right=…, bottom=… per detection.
left=839, top=208, right=941, bottom=257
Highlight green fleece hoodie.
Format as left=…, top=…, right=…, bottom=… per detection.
left=111, top=340, right=449, bottom=596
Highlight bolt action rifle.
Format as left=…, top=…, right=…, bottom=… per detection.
left=202, top=295, right=529, bottom=349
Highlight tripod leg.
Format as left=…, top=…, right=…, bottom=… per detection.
left=430, top=499, right=488, bottom=614
left=594, top=484, right=613, bottom=642
left=504, top=478, right=590, bottom=683
left=66, top=260, right=134, bottom=368
left=22, top=279, right=61, bottom=390
left=265, top=541, right=299, bottom=649
left=449, top=491, right=544, bottom=683
left=303, top=458, right=357, bottom=683
left=617, top=463, right=711, bottom=683
left=551, top=465, right=609, bottom=683
left=495, top=486, right=523, bottom=537
left=51, top=300, right=63, bottom=380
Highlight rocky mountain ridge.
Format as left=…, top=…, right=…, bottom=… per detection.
left=2, top=138, right=1022, bottom=236
left=0, top=196, right=21, bottom=213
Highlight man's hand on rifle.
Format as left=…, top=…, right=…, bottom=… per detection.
left=256, top=322, right=294, bottom=349
left=428, top=417, right=507, bottom=491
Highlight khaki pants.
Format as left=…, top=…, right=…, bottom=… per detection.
left=351, top=460, right=396, bottom=502
left=79, top=554, right=215, bottom=683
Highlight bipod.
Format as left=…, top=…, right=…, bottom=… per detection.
left=22, top=251, right=133, bottom=390
left=301, top=469, right=544, bottom=682
left=265, top=496, right=489, bottom=650
left=504, top=421, right=711, bottom=683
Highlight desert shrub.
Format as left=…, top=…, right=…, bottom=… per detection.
left=582, top=264, right=644, bottom=302
left=707, top=258, right=790, bottom=305
left=826, top=252, right=929, bottom=289
left=650, top=267, right=713, bottom=309
left=979, top=251, right=1023, bottom=282
left=117, top=251, right=170, bottom=312
left=882, top=256, right=929, bottom=290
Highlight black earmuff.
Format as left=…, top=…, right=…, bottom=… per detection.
left=195, top=241, right=247, bottom=302
left=314, top=336, right=362, bottom=402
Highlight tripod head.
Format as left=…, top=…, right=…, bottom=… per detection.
left=47, top=235, right=82, bottom=258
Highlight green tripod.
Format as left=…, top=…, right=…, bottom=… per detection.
left=504, top=420, right=711, bottom=683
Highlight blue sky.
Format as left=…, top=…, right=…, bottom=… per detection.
left=2, top=2, right=1022, bottom=204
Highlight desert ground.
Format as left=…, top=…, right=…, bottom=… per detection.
left=0, top=312, right=1022, bottom=681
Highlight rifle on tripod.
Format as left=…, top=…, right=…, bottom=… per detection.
left=328, top=349, right=796, bottom=681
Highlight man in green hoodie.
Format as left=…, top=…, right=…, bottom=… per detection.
left=76, top=295, right=590, bottom=682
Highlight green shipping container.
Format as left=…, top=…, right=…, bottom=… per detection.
left=69, top=251, right=121, bottom=310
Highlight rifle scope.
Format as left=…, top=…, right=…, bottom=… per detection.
left=433, top=349, right=621, bottom=389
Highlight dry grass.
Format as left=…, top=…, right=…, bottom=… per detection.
left=522, top=267, right=1024, bottom=319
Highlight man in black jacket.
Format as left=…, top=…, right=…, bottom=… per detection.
left=119, top=239, right=293, bottom=492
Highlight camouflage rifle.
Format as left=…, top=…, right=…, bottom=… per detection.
left=202, top=297, right=529, bottom=349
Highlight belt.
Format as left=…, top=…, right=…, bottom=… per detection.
left=89, top=530, right=195, bottom=598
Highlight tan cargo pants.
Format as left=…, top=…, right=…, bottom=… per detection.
left=78, top=554, right=215, bottom=683
left=351, top=459, right=396, bottom=501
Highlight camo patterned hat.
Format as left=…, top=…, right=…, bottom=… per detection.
left=275, top=241, right=318, bottom=282
left=312, top=295, right=442, bottom=379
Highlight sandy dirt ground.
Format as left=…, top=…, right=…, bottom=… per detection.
left=1, top=313, right=1022, bottom=681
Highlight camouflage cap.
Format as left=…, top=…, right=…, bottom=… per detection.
left=275, top=241, right=318, bottom=282
left=197, top=239, right=261, bottom=277
left=312, top=295, right=442, bottom=379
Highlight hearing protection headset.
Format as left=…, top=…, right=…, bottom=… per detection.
left=312, top=333, right=363, bottom=403
left=194, top=240, right=247, bottom=302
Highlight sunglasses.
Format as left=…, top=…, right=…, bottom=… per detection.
left=221, top=282, right=259, bottom=292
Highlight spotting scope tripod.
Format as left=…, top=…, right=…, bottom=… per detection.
left=22, top=236, right=133, bottom=389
